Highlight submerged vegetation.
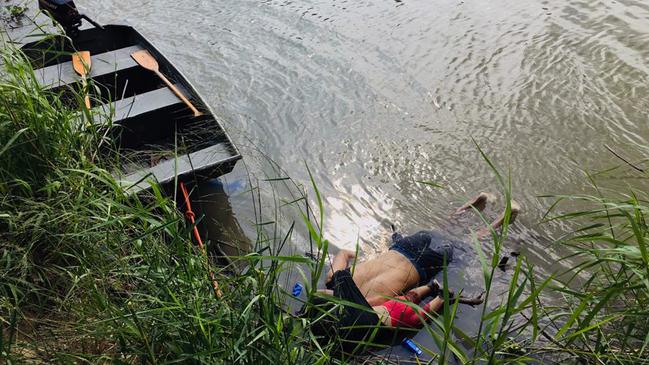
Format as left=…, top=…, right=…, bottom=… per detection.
left=0, top=38, right=648, bottom=364
left=1, top=5, right=27, bottom=23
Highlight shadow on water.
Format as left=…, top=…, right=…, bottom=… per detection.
left=191, top=178, right=252, bottom=270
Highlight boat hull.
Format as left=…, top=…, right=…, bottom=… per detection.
left=21, top=24, right=241, bottom=193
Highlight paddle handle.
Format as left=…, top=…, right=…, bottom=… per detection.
left=155, top=71, right=203, bottom=117
left=81, top=76, right=91, bottom=110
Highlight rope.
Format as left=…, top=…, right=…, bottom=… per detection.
left=180, top=182, right=223, bottom=298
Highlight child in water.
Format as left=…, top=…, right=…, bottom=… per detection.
left=372, top=280, right=484, bottom=328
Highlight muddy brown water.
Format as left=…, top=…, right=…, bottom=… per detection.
left=8, top=0, right=649, bottom=359
left=81, top=0, right=649, bottom=258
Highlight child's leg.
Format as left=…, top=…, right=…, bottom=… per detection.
left=404, top=284, right=434, bottom=304
left=422, top=297, right=445, bottom=315
left=422, top=291, right=485, bottom=315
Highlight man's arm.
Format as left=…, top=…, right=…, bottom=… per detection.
left=326, top=249, right=356, bottom=283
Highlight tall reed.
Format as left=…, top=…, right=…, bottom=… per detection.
left=0, top=42, right=330, bottom=363
left=542, top=168, right=649, bottom=364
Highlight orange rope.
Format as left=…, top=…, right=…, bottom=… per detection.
left=180, top=182, right=222, bottom=298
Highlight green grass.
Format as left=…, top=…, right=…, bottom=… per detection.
left=540, top=170, right=649, bottom=364
left=2, top=5, right=27, bottom=22
left=0, top=42, right=333, bottom=364
left=1, top=35, right=647, bottom=365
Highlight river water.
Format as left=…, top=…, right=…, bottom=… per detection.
left=3, top=0, right=646, bottom=359
left=79, top=0, right=649, bottom=272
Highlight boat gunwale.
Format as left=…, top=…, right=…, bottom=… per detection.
left=20, top=23, right=242, bottom=190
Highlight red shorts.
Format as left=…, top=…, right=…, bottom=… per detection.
left=382, top=292, right=433, bottom=328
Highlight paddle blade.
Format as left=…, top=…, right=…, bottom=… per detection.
left=72, top=51, right=91, bottom=76
left=131, top=50, right=159, bottom=72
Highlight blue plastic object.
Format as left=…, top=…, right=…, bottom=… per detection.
left=402, top=338, right=423, bottom=356
left=292, top=282, right=303, bottom=297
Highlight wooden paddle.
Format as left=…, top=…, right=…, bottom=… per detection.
left=72, top=51, right=92, bottom=109
left=130, top=50, right=203, bottom=117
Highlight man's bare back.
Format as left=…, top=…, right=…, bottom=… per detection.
left=325, top=230, right=457, bottom=307
left=351, top=251, right=420, bottom=305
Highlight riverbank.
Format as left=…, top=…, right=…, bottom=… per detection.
left=0, top=43, right=328, bottom=363
left=1, top=28, right=648, bottom=364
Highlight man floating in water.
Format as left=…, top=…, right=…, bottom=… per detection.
left=304, top=192, right=520, bottom=352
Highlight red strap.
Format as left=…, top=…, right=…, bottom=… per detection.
left=180, top=182, right=222, bottom=297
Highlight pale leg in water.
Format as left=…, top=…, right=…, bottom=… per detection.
left=476, top=200, right=521, bottom=238
left=440, top=192, right=495, bottom=234
left=436, top=192, right=494, bottom=236
left=451, top=192, right=496, bottom=216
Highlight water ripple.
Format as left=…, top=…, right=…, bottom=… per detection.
left=85, top=0, right=649, bottom=278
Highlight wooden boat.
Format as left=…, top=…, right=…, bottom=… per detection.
left=18, top=15, right=241, bottom=193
